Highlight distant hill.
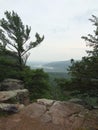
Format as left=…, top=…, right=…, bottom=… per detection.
left=27, top=60, right=71, bottom=73
left=42, top=60, right=71, bottom=72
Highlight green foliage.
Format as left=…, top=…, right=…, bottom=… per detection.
left=0, top=50, right=21, bottom=81
left=0, top=11, right=51, bottom=101
left=68, top=57, right=98, bottom=95
left=44, top=72, right=69, bottom=100
left=0, top=11, right=44, bottom=70
left=54, top=78, right=74, bottom=100
left=67, top=15, right=98, bottom=97
left=21, top=68, right=51, bottom=100
left=55, top=15, right=98, bottom=103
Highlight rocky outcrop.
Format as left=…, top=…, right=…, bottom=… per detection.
left=20, top=99, right=98, bottom=130
left=0, top=89, right=29, bottom=113
left=0, top=79, right=30, bottom=114
left=0, top=99, right=98, bottom=130
left=0, top=78, right=98, bottom=129
left=0, top=89, right=29, bottom=105
left=0, top=79, right=24, bottom=91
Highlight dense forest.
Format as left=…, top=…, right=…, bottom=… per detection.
left=0, top=11, right=98, bottom=105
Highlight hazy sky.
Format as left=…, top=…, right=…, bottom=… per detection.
left=0, top=0, right=98, bottom=62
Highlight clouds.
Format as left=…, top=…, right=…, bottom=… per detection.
left=0, top=0, right=98, bottom=61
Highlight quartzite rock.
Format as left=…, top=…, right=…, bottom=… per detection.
left=0, top=89, right=29, bottom=105
left=0, top=79, right=24, bottom=91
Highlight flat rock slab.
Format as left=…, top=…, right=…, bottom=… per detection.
left=0, top=78, right=24, bottom=91
left=0, top=99, right=98, bottom=130
left=0, top=89, right=29, bottom=105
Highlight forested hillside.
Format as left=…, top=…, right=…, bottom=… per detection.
left=28, top=60, right=71, bottom=73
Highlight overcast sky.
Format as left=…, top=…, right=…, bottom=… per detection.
left=0, top=0, right=98, bottom=62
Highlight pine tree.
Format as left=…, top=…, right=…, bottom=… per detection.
left=68, top=15, right=98, bottom=96
left=0, top=11, right=44, bottom=70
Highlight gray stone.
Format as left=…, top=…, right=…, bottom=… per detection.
left=0, top=78, right=24, bottom=91
left=37, top=98, right=55, bottom=106
left=0, top=103, right=24, bottom=113
left=0, top=89, right=30, bottom=105
left=0, top=99, right=98, bottom=130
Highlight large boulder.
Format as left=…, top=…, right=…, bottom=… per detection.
left=20, top=99, right=98, bottom=129
left=49, top=101, right=84, bottom=125
left=0, top=79, right=24, bottom=91
left=0, top=89, right=29, bottom=105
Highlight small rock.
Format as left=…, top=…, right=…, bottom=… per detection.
left=0, top=103, right=18, bottom=113
left=37, top=98, right=55, bottom=106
